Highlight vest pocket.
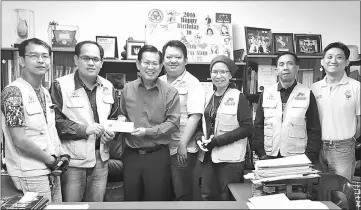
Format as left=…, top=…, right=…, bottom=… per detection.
left=25, top=130, right=48, bottom=150
left=62, top=140, right=87, bottom=160
left=288, top=125, right=306, bottom=154
left=264, top=128, right=273, bottom=152
left=19, top=156, right=47, bottom=171
left=217, top=141, right=243, bottom=161
left=102, top=95, right=114, bottom=104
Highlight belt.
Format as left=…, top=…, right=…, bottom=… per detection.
left=128, top=144, right=168, bottom=155
left=322, top=137, right=355, bottom=144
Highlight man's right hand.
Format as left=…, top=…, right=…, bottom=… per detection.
left=86, top=123, right=104, bottom=137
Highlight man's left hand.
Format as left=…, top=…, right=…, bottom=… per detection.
left=177, top=143, right=187, bottom=163
left=131, top=127, right=146, bottom=137
left=100, top=130, right=115, bottom=144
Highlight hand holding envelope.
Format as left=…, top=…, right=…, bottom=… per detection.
left=100, top=130, right=115, bottom=143
left=103, top=120, right=135, bottom=133
left=197, top=135, right=214, bottom=152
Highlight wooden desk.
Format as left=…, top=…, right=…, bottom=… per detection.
left=228, top=183, right=341, bottom=209
left=45, top=201, right=246, bottom=209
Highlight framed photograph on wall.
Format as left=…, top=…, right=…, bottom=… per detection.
left=272, top=33, right=294, bottom=53
left=244, top=26, right=273, bottom=55
left=96, top=36, right=118, bottom=59
left=294, top=34, right=322, bottom=55
left=106, top=73, right=126, bottom=90
left=126, top=40, right=146, bottom=60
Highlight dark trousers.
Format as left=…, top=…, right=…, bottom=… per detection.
left=170, top=152, right=198, bottom=201
left=200, top=153, right=244, bottom=201
left=123, top=146, right=171, bottom=201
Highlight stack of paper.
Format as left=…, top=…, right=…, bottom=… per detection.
left=244, top=154, right=320, bottom=184
left=246, top=193, right=328, bottom=209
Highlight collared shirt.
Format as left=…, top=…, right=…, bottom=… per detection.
left=119, top=77, right=180, bottom=148
left=311, top=73, right=360, bottom=141
left=160, top=70, right=205, bottom=116
left=50, top=70, right=118, bottom=147
left=159, top=70, right=205, bottom=154
left=277, top=80, right=297, bottom=111
left=253, top=81, right=321, bottom=161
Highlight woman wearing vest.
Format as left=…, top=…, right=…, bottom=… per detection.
left=198, top=55, right=253, bottom=201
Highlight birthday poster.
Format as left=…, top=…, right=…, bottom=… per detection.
left=146, top=9, right=233, bottom=62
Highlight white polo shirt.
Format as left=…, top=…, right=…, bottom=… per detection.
left=160, top=70, right=205, bottom=155
left=311, top=73, right=360, bottom=141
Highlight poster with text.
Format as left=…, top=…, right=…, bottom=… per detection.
left=146, top=9, right=233, bottom=62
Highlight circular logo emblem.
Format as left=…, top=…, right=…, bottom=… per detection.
left=148, top=9, right=163, bottom=23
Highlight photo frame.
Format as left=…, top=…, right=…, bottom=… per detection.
left=106, top=73, right=126, bottom=90
left=96, top=36, right=118, bottom=59
left=294, top=34, right=322, bottom=55
left=244, top=27, right=273, bottom=55
left=48, top=25, right=79, bottom=50
left=272, top=33, right=294, bottom=53
left=233, top=49, right=244, bottom=62
left=126, top=40, right=146, bottom=60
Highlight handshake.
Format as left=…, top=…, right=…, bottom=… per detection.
left=197, top=135, right=215, bottom=152
left=45, top=154, right=71, bottom=176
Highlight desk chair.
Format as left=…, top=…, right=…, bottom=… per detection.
left=316, top=173, right=356, bottom=210
left=104, top=134, right=124, bottom=202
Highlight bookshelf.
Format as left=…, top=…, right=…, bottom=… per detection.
left=244, top=54, right=323, bottom=104
left=1, top=48, right=247, bottom=93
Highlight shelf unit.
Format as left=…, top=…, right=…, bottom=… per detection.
left=1, top=48, right=247, bottom=93
left=244, top=54, right=323, bottom=104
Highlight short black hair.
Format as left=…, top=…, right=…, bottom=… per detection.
left=162, top=40, right=188, bottom=60
left=275, top=52, right=300, bottom=65
left=75, top=40, right=104, bottom=59
left=322, top=42, right=350, bottom=59
left=137, top=45, right=163, bottom=63
left=18, top=38, right=52, bottom=58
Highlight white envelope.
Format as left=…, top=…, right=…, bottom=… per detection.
left=103, top=120, right=134, bottom=133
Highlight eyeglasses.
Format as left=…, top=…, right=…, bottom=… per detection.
left=141, top=61, right=160, bottom=68
left=25, top=54, right=51, bottom=61
left=79, top=56, right=102, bottom=63
left=211, top=70, right=230, bottom=75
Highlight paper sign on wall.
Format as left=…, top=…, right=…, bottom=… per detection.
left=146, top=9, right=233, bottom=62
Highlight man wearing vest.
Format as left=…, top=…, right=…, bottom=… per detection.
left=1, top=38, right=70, bottom=202
left=253, top=52, right=322, bottom=162
left=159, top=40, right=205, bottom=201
left=49, top=41, right=118, bottom=202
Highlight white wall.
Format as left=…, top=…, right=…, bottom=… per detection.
left=2, top=1, right=360, bottom=51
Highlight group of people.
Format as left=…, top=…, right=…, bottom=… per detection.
left=1, top=37, right=359, bottom=205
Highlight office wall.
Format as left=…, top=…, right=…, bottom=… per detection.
left=2, top=1, right=360, bottom=50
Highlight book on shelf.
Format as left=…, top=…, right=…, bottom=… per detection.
left=251, top=102, right=258, bottom=122
left=249, top=69, right=257, bottom=94
left=54, top=65, right=64, bottom=79
left=65, top=66, right=72, bottom=75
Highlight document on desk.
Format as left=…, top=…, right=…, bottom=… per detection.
left=255, top=154, right=311, bottom=169
left=248, top=193, right=290, bottom=209
left=289, top=200, right=328, bottom=209
left=103, top=120, right=134, bottom=133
